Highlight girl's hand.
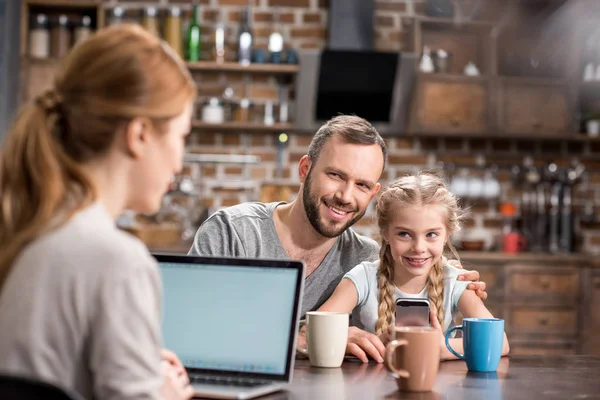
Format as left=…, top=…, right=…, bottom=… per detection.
left=429, top=310, right=446, bottom=352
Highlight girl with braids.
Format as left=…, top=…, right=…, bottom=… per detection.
left=0, top=25, right=196, bottom=399
left=319, top=172, right=509, bottom=361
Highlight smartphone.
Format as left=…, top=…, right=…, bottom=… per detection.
left=395, top=298, right=430, bottom=327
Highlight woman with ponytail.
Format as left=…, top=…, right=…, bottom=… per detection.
left=318, top=172, right=509, bottom=361
left=0, top=24, right=196, bottom=399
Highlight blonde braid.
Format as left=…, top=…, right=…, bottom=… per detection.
left=375, top=243, right=396, bottom=335
left=427, top=258, right=445, bottom=328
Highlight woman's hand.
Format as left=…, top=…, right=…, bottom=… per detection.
left=160, top=349, right=194, bottom=400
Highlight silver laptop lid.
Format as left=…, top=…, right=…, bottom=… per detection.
left=153, top=254, right=305, bottom=383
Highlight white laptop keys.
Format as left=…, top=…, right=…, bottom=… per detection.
left=153, top=254, right=305, bottom=400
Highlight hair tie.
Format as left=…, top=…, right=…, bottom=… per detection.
left=35, top=89, right=63, bottom=115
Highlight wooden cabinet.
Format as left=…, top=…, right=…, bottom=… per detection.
left=408, top=75, right=490, bottom=134
left=581, top=270, right=600, bottom=355
left=404, top=4, right=579, bottom=138
left=460, top=255, right=596, bottom=356
left=498, top=79, right=571, bottom=136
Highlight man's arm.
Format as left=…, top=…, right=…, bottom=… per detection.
left=447, top=260, right=488, bottom=301
left=188, top=212, right=245, bottom=257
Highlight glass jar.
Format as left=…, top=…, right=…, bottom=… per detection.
left=201, top=97, right=225, bottom=124
left=29, top=14, right=50, bottom=58
left=50, top=14, right=71, bottom=59
left=74, top=15, right=92, bottom=45
left=165, top=7, right=183, bottom=57
left=234, top=98, right=254, bottom=122
left=142, top=7, right=159, bottom=37
left=108, top=7, right=125, bottom=26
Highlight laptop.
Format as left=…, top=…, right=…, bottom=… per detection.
left=153, top=253, right=305, bottom=400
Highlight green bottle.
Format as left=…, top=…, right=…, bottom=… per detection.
left=187, top=4, right=201, bottom=61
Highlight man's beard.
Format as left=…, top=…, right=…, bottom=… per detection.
left=302, top=169, right=366, bottom=238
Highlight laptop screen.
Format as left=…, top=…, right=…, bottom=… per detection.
left=155, top=255, right=304, bottom=380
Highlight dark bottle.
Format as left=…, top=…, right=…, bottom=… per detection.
left=187, top=3, right=201, bottom=61
left=237, top=7, right=253, bottom=65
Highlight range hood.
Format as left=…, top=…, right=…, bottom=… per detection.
left=294, top=0, right=417, bottom=134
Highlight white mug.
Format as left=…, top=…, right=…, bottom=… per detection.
left=297, top=311, right=348, bottom=368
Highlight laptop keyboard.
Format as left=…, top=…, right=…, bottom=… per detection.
left=189, top=374, right=271, bottom=388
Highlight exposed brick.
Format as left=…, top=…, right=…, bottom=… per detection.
left=254, top=150, right=277, bottom=162
left=280, top=12, right=296, bottom=23
left=387, top=154, right=428, bottom=165
left=394, top=138, right=414, bottom=150
left=483, top=218, right=503, bottom=229
left=170, top=0, right=210, bottom=3
left=300, top=41, right=322, bottom=49
left=251, top=133, right=271, bottom=146
left=253, top=27, right=274, bottom=39
left=251, top=166, right=269, bottom=180
left=218, top=0, right=251, bottom=5
left=222, top=197, right=242, bottom=207
left=303, top=12, right=322, bottom=24
left=462, top=218, right=476, bottom=228
left=294, top=135, right=313, bottom=148
left=201, top=165, right=217, bottom=177
left=268, top=0, right=310, bottom=7
left=376, top=14, right=396, bottom=27
left=253, top=12, right=273, bottom=22
left=193, top=132, right=218, bottom=146
left=224, top=166, right=244, bottom=175
left=413, top=0, right=426, bottom=14
left=290, top=27, right=327, bottom=39
left=289, top=151, right=306, bottom=163
left=375, top=2, right=407, bottom=12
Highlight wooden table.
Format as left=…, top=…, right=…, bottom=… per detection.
left=247, top=355, right=600, bottom=400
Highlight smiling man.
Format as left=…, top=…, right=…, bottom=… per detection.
left=188, top=115, right=486, bottom=362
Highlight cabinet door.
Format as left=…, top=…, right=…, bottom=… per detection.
left=409, top=75, right=489, bottom=134
left=499, top=80, right=570, bottom=136
left=581, top=271, right=600, bottom=355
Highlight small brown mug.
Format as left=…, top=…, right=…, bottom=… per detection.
left=385, top=326, right=440, bottom=392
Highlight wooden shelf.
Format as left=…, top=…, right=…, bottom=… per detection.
left=191, top=121, right=294, bottom=132
left=399, top=131, right=597, bottom=142
left=24, top=0, right=101, bottom=6
left=411, top=15, right=495, bottom=28
left=417, top=72, right=490, bottom=82
left=186, top=61, right=299, bottom=74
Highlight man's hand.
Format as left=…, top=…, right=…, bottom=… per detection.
left=346, top=327, right=385, bottom=364
left=447, top=260, right=488, bottom=301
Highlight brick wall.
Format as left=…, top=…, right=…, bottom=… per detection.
left=105, top=0, right=600, bottom=254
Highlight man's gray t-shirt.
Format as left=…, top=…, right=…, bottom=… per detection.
left=189, top=202, right=379, bottom=317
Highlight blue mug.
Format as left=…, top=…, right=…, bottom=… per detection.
left=445, top=318, right=504, bottom=372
